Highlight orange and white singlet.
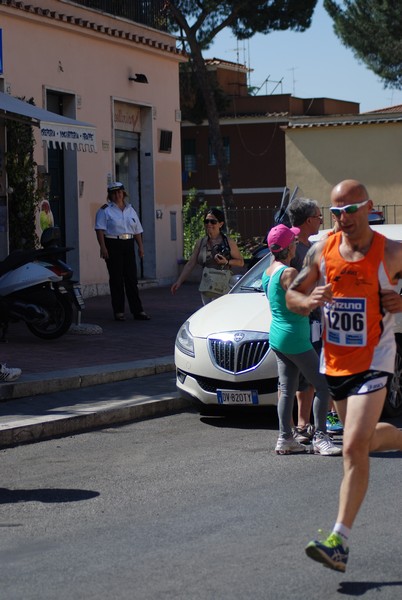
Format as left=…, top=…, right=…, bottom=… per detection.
left=319, top=231, right=397, bottom=376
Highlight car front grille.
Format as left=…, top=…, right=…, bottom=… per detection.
left=208, top=332, right=270, bottom=374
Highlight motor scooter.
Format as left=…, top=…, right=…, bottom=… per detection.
left=38, top=226, right=85, bottom=320
left=0, top=228, right=84, bottom=340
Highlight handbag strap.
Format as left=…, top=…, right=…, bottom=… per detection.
left=221, top=232, right=231, bottom=258
left=199, top=236, right=208, bottom=267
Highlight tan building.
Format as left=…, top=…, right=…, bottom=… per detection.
left=284, top=107, right=402, bottom=226
left=0, top=0, right=186, bottom=294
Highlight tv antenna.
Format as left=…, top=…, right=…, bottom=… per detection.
left=288, top=67, right=298, bottom=95
left=252, top=76, right=283, bottom=96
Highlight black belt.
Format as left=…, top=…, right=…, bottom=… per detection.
left=105, top=234, right=134, bottom=240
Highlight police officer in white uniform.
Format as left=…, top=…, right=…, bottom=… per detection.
left=95, top=182, right=150, bottom=321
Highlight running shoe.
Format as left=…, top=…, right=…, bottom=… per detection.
left=275, top=435, right=310, bottom=455
left=305, top=532, right=349, bottom=572
left=293, top=424, right=314, bottom=444
left=313, top=431, right=342, bottom=456
left=326, top=411, right=343, bottom=434
left=0, top=363, right=22, bottom=383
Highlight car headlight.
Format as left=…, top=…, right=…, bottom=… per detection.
left=175, top=320, right=195, bottom=357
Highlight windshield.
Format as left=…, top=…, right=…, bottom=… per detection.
left=230, top=253, right=272, bottom=294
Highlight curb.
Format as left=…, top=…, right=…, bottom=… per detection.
left=0, top=355, right=195, bottom=448
left=0, top=355, right=176, bottom=401
left=0, top=394, right=192, bottom=448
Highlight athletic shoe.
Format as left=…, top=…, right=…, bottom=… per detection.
left=0, top=363, right=22, bottom=383
left=313, top=431, right=342, bottom=456
left=326, top=411, right=343, bottom=434
left=275, top=435, right=311, bottom=455
left=293, top=424, right=314, bottom=444
left=305, top=532, right=349, bottom=572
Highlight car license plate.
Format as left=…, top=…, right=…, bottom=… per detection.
left=217, top=389, right=259, bottom=405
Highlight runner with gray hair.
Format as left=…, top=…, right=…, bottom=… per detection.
left=288, top=197, right=320, bottom=226
left=286, top=197, right=330, bottom=442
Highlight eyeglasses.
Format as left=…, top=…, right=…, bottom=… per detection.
left=329, top=199, right=369, bottom=218
left=311, top=214, right=323, bottom=220
left=204, top=219, right=218, bottom=225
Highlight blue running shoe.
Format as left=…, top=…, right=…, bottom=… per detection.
left=326, top=412, right=343, bottom=434
left=305, top=532, right=349, bottom=572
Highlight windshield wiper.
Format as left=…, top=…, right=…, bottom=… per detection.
left=239, top=285, right=263, bottom=292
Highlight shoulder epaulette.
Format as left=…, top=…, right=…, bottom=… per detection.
left=100, top=203, right=108, bottom=209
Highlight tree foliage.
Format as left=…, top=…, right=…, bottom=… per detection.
left=324, top=0, right=402, bottom=89
left=6, top=102, right=40, bottom=251
left=167, top=0, right=318, bottom=221
left=182, top=188, right=208, bottom=259
left=168, top=0, right=317, bottom=49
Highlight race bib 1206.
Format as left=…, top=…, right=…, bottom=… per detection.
left=324, top=297, right=367, bottom=347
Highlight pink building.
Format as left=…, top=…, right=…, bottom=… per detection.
left=0, top=0, right=186, bottom=294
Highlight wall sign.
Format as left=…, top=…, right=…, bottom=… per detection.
left=114, top=101, right=141, bottom=133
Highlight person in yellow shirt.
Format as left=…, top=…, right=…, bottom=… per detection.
left=39, top=200, right=54, bottom=232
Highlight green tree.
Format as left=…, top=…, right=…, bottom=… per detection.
left=6, top=103, right=40, bottom=251
left=182, top=188, right=208, bottom=259
left=324, top=0, right=402, bottom=89
left=168, top=0, right=318, bottom=222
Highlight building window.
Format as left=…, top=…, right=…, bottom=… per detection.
left=183, top=138, right=197, bottom=172
left=209, top=137, right=230, bottom=166
left=159, top=130, right=173, bottom=153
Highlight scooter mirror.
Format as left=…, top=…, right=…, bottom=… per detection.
left=41, top=227, right=61, bottom=248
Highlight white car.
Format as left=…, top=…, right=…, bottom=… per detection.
left=175, top=224, right=402, bottom=417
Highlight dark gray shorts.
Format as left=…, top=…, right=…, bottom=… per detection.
left=325, top=370, right=391, bottom=402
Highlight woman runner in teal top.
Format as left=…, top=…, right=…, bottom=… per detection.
left=262, top=265, right=311, bottom=354
left=263, top=224, right=340, bottom=457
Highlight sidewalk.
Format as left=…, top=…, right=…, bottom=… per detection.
left=0, top=282, right=202, bottom=447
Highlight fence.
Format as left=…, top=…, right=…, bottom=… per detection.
left=74, top=0, right=168, bottom=31
left=188, top=204, right=402, bottom=255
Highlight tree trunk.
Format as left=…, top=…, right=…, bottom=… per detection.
left=189, top=45, right=234, bottom=225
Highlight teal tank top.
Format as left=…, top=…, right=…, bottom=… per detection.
left=262, top=266, right=312, bottom=354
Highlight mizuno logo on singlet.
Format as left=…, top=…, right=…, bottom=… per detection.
left=334, top=300, right=364, bottom=311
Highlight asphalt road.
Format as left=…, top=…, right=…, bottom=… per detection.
left=1, top=407, right=402, bottom=600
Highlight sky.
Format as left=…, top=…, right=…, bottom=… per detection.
left=206, top=0, right=402, bottom=113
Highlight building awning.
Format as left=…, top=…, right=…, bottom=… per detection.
left=0, top=91, right=97, bottom=152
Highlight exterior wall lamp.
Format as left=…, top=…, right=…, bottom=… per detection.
left=128, top=74, right=148, bottom=84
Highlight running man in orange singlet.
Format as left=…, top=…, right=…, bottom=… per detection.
left=286, top=179, right=402, bottom=572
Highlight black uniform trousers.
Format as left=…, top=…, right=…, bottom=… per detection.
left=105, top=238, right=144, bottom=316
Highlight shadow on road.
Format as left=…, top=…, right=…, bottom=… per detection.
left=199, top=405, right=279, bottom=430
left=0, top=487, right=100, bottom=504
left=338, top=580, right=402, bottom=596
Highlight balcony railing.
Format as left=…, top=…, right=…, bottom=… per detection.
left=75, top=0, right=169, bottom=31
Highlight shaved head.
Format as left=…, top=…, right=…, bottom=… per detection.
left=330, top=180, right=369, bottom=206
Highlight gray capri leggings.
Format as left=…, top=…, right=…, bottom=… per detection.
left=273, top=348, right=329, bottom=436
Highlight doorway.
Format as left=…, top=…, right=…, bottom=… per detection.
left=46, top=90, right=79, bottom=276
left=115, top=130, right=143, bottom=277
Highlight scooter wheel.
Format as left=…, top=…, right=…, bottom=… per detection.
left=26, top=291, right=73, bottom=339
